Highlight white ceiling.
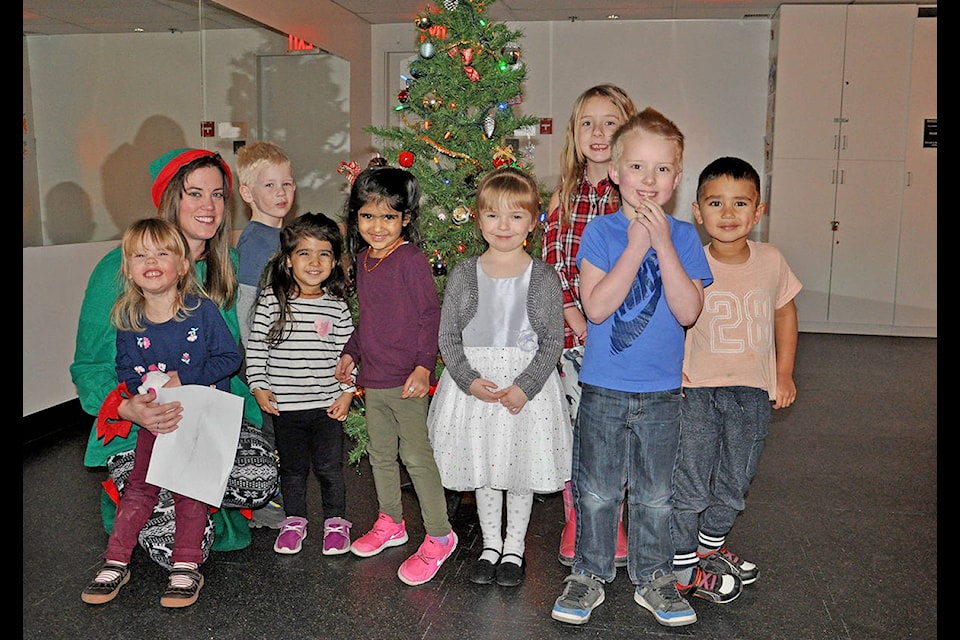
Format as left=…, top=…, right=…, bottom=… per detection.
left=23, top=0, right=934, bottom=36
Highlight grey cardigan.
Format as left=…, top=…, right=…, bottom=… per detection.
left=438, top=255, right=564, bottom=400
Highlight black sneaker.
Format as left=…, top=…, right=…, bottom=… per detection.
left=249, top=499, right=286, bottom=529
left=81, top=561, right=130, bottom=605
left=677, top=565, right=742, bottom=603
left=700, top=546, right=759, bottom=585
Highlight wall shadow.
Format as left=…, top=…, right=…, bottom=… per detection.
left=43, top=182, right=96, bottom=245
left=100, top=115, right=188, bottom=239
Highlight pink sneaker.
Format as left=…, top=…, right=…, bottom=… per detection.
left=397, top=531, right=458, bottom=586
left=322, top=517, right=352, bottom=555
left=350, top=513, right=408, bottom=557
left=274, top=516, right=307, bottom=554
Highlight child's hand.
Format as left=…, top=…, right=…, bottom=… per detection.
left=469, top=378, right=508, bottom=403
left=564, top=307, right=588, bottom=344
left=401, top=366, right=431, bottom=399
left=335, top=355, right=356, bottom=385
left=772, top=376, right=797, bottom=409
left=253, top=388, right=280, bottom=416
left=498, top=384, right=529, bottom=415
left=634, top=198, right=672, bottom=251
left=327, top=392, right=353, bottom=422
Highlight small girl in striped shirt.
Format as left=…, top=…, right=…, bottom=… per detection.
left=245, top=212, right=355, bottom=556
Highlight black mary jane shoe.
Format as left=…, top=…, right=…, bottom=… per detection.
left=468, top=549, right=501, bottom=585
left=495, top=553, right=525, bottom=587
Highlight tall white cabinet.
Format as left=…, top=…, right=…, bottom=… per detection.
left=764, top=4, right=936, bottom=337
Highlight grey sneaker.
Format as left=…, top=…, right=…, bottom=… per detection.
left=551, top=573, right=605, bottom=625
left=700, top=546, right=759, bottom=585
left=249, top=499, right=286, bottom=529
left=634, top=570, right=697, bottom=627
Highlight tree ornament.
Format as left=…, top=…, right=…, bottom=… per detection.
left=397, top=88, right=410, bottom=104
left=503, top=45, right=521, bottom=66
left=368, top=153, right=388, bottom=168
left=451, top=203, right=471, bottom=225
left=457, top=242, right=466, bottom=253
left=492, top=145, right=517, bottom=169
left=398, top=151, right=415, bottom=168
left=415, top=15, right=432, bottom=30
left=444, top=0, right=459, bottom=10
left=423, top=93, right=443, bottom=111
left=420, top=41, right=436, bottom=59
left=432, top=250, right=447, bottom=276
left=483, top=114, right=495, bottom=137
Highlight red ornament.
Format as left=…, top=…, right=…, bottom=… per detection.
left=398, top=151, right=415, bottom=167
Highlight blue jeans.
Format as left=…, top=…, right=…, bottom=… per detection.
left=671, top=386, right=770, bottom=555
left=572, top=383, right=682, bottom=584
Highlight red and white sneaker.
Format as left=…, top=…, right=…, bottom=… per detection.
left=350, top=513, right=408, bottom=557
left=397, top=531, right=458, bottom=586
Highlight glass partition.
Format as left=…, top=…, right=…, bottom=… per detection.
left=23, top=0, right=349, bottom=246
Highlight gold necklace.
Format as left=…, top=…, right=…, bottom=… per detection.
left=363, top=238, right=404, bottom=273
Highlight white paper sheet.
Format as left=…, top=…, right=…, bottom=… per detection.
left=145, top=385, right=243, bottom=508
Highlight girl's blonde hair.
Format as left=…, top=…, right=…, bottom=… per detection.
left=473, top=167, right=542, bottom=247
left=112, top=218, right=201, bottom=333
left=156, top=153, right=236, bottom=309
left=556, top=84, right=638, bottom=225
left=475, top=167, right=541, bottom=219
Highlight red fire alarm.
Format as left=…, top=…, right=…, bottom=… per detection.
left=539, top=118, right=553, bottom=135
left=201, top=121, right=215, bottom=137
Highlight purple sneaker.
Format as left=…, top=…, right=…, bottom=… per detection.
left=322, top=517, right=352, bottom=555
left=274, top=516, right=307, bottom=554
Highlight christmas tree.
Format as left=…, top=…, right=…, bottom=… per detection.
left=367, top=0, right=540, bottom=290
left=343, top=0, right=541, bottom=464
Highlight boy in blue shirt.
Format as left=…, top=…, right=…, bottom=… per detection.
left=551, top=108, right=725, bottom=628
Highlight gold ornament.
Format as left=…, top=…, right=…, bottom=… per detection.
left=451, top=204, right=471, bottom=225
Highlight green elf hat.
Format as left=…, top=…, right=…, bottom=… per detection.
left=149, top=148, right=233, bottom=208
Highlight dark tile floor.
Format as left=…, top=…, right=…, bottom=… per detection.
left=23, top=333, right=937, bottom=640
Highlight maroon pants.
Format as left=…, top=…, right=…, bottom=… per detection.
left=104, top=428, right=208, bottom=565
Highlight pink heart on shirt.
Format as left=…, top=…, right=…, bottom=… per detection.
left=314, top=319, right=331, bottom=336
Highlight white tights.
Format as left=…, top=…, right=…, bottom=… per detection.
left=474, top=486, right=533, bottom=565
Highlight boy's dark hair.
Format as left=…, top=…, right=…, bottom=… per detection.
left=261, top=212, right=347, bottom=346
left=696, top=157, right=761, bottom=201
left=344, top=166, right=424, bottom=261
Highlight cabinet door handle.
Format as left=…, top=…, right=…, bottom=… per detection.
left=841, top=135, right=847, bottom=150
left=831, top=169, right=837, bottom=185
left=839, top=169, right=845, bottom=185
left=833, top=135, right=838, bottom=151
left=906, top=171, right=912, bottom=187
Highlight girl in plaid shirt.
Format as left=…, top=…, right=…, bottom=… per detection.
left=541, top=84, right=637, bottom=568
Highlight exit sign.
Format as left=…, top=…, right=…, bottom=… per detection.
left=288, top=35, right=315, bottom=51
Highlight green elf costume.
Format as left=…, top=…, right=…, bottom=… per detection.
left=70, top=148, right=276, bottom=567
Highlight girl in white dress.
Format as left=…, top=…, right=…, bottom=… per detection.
left=428, top=167, right=572, bottom=588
